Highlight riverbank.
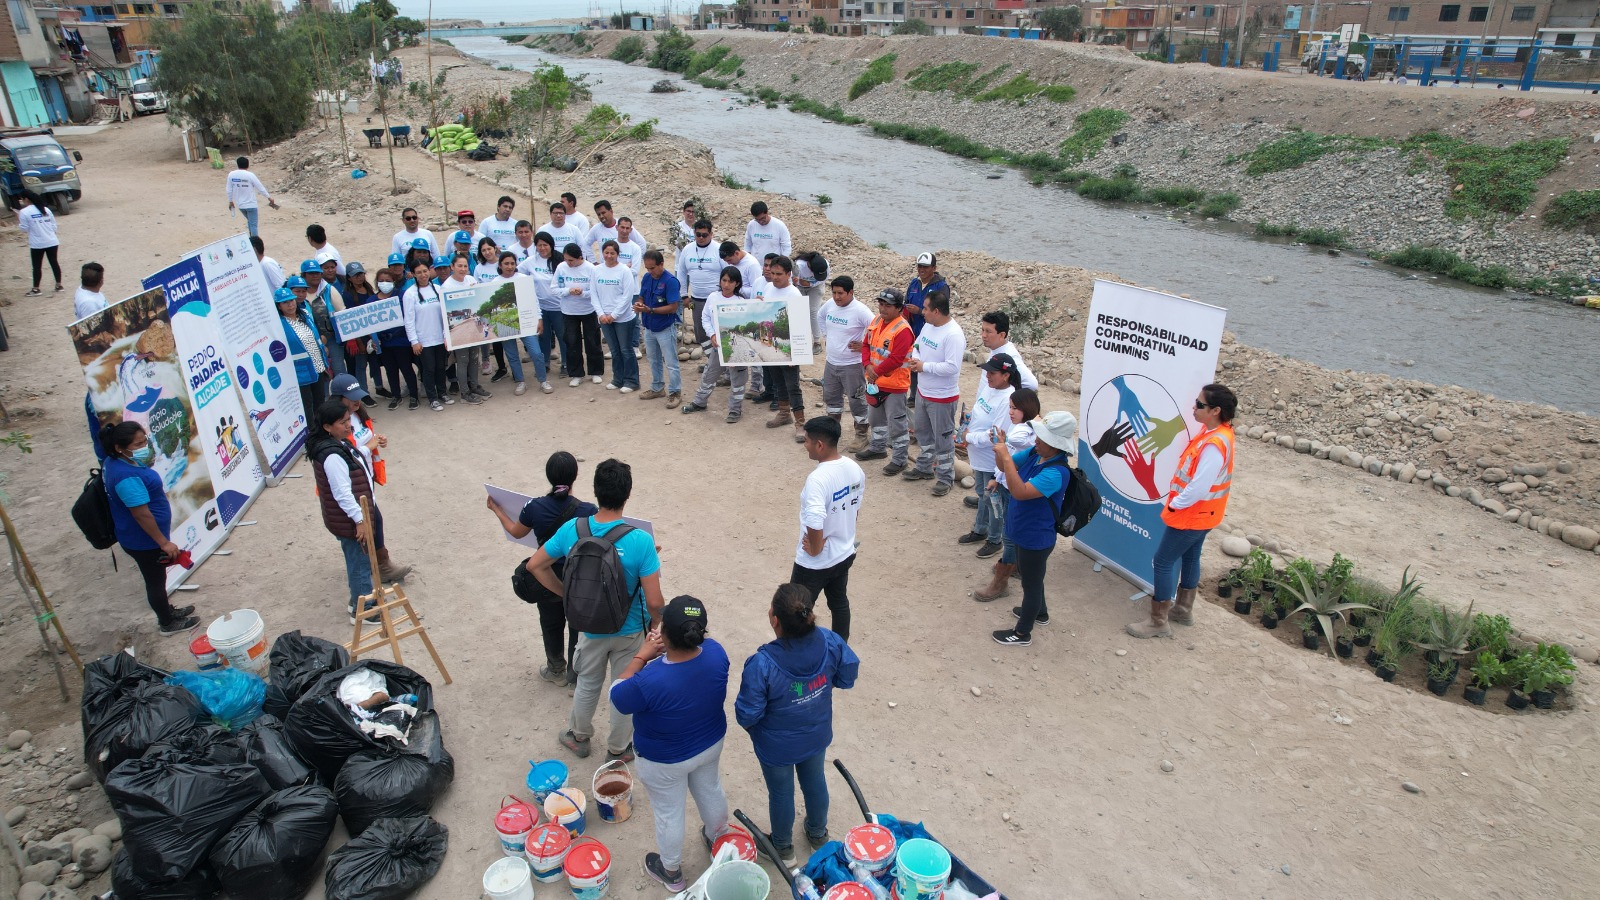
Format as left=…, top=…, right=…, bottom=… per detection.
left=545, top=30, right=1600, bottom=294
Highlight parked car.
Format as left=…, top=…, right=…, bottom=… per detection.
left=0, top=129, right=83, bottom=213
left=130, top=78, right=167, bottom=115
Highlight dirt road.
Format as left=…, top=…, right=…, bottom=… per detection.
left=0, top=102, right=1597, bottom=899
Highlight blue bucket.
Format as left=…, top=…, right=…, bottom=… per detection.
left=526, top=759, right=569, bottom=804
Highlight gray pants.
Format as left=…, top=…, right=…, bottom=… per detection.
left=453, top=345, right=483, bottom=392
left=567, top=630, right=644, bottom=754
left=635, top=739, right=730, bottom=871
left=692, top=341, right=748, bottom=412
left=912, top=397, right=958, bottom=484
left=867, top=390, right=909, bottom=464
left=822, top=361, right=867, bottom=424
left=690, top=298, right=708, bottom=344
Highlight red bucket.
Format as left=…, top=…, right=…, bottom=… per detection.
left=844, top=823, right=896, bottom=880
left=711, top=826, right=757, bottom=862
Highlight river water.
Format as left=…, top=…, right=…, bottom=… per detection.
left=456, top=37, right=1598, bottom=413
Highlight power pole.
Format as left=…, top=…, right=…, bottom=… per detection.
left=1235, top=0, right=1249, bottom=64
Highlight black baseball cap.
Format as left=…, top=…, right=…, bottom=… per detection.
left=978, top=352, right=1017, bottom=375
left=876, top=288, right=905, bottom=306
left=662, top=595, right=707, bottom=643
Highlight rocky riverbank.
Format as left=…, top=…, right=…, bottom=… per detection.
left=549, top=30, right=1600, bottom=290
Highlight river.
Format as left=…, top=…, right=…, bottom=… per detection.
left=456, top=37, right=1598, bottom=413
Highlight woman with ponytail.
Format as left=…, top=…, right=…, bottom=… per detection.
left=99, top=420, right=199, bottom=634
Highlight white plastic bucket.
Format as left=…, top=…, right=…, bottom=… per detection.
left=482, top=856, right=535, bottom=900
left=705, top=860, right=770, bottom=900
left=591, top=760, right=633, bottom=824
left=206, top=610, right=268, bottom=675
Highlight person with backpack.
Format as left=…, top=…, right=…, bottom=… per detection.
left=1127, top=383, right=1238, bottom=639
left=489, top=451, right=598, bottom=686
left=521, top=459, right=665, bottom=763
left=988, top=410, right=1078, bottom=648
left=99, top=421, right=199, bottom=634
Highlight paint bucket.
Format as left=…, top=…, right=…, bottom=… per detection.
left=823, top=884, right=877, bottom=900
left=526, top=759, right=569, bottom=804
left=495, top=795, right=540, bottom=858
left=844, top=823, right=897, bottom=881
left=711, top=826, right=757, bottom=862
left=523, top=822, right=571, bottom=884
left=205, top=610, right=268, bottom=675
left=543, top=788, right=587, bottom=838
left=562, top=836, right=611, bottom=900
left=590, top=760, right=633, bottom=824
left=481, top=856, right=535, bottom=900
left=892, top=839, right=950, bottom=900
left=188, top=634, right=222, bottom=670
left=704, top=859, right=770, bottom=900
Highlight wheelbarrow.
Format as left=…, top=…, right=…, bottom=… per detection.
left=389, top=124, right=411, bottom=146
left=362, top=128, right=385, bottom=148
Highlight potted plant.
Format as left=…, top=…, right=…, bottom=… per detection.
left=1504, top=648, right=1535, bottom=710
left=1469, top=612, right=1513, bottom=661
left=1464, top=651, right=1505, bottom=706
left=1217, top=568, right=1239, bottom=599
left=1416, top=599, right=1473, bottom=670
left=1233, top=592, right=1253, bottom=616
left=1325, top=552, right=1355, bottom=597
left=1351, top=619, right=1374, bottom=648
left=1521, top=643, right=1577, bottom=709
left=1300, top=613, right=1321, bottom=650
left=1425, top=658, right=1458, bottom=696
left=1372, top=591, right=1419, bottom=683
left=1279, top=559, right=1375, bottom=660
left=1335, top=632, right=1355, bottom=659
left=1260, top=603, right=1280, bottom=630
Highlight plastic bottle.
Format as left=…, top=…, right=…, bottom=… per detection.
left=848, top=862, right=891, bottom=900
left=790, top=872, right=823, bottom=900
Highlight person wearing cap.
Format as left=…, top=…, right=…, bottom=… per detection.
left=391, top=207, right=436, bottom=258
left=793, top=251, right=828, bottom=354
left=300, top=259, right=347, bottom=378
left=304, top=224, right=341, bottom=271
left=634, top=248, right=682, bottom=407
left=854, top=288, right=914, bottom=473
left=1128, top=383, right=1238, bottom=639
left=979, top=310, right=1038, bottom=392
left=480, top=196, right=520, bottom=249
left=903, top=290, right=967, bottom=496
left=449, top=229, right=475, bottom=259
left=307, top=399, right=384, bottom=624
left=375, top=256, right=420, bottom=410
left=431, top=252, right=452, bottom=285
left=319, top=255, right=347, bottom=297
left=402, top=259, right=451, bottom=410
left=974, top=387, right=1042, bottom=603
left=735, top=582, right=860, bottom=869
left=522, top=459, right=666, bottom=762
left=989, top=409, right=1077, bottom=647
left=454, top=208, right=480, bottom=244
left=815, top=276, right=874, bottom=449
left=327, top=374, right=413, bottom=583
left=275, top=284, right=329, bottom=412
left=675, top=219, right=721, bottom=346
left=609, top=595, right=733, bottom=892
left=543, top=202, right=588, bottom=256
left=791, top=416, right=865, bottom=641
left=960, top=353, right=1023, bottom=558
left=561, top=191, right=590, bottom=234
left=582, top=199, right=620, bottom=263
left=340, top=262, right=380, bottom=400
left=905, top=253, right=948, bottom=405
left=744, top=200, right=791, bottom=260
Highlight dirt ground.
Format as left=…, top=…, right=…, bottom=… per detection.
left=1, top=88, right=1599, bottom=899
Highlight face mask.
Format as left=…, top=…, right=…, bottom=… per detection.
left=376, top=281, right=394, bottom=293
left=129, top=446, right=154, bottom=466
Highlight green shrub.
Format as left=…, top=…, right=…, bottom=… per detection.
left=1076, top=176, right=1139, bottom=201
left=848, top=53, right=897, bottom=101
left=1295, top=227, right=1348, bottom=248
left=713, top=53, right=742, bottom=76
left=1381, top=245, right=1513, bottom=288
left=869, top=121, right=994, bottom=160
left=649, top=28, right=696, bottom=72
left=1198, top=193, right=1241, bottom=218
left=755, top=86, right=782, bottom=103
left=974, top=74, right=1075, bottom=104
left=789, top=97, right=866, bottom=125
left=683, top=44, right=731, bottom=78
left=610, top=35, right=645, bottom=63
left=1141, top=185, right=1204, bottom=207
left=1244, top=130, right=1387, bottom=176
left=959, top=64, right=1011, bottom=97
left=1058, top=108, right=1130, bottom=164
left=905, top=61, right=979, bottom=92
left=1254, top=221, right=1298, bottom=237
left=1542, top=190, right=1600, bottom=232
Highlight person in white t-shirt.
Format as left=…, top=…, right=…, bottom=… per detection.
left=17, top=193, right=61, bottom=296
left=561, top=192, right=590, bottom=235
left=792, top=416, right=865, bottom=642
left=251, top=236, right=284, bottom=292
left=814, top=275, right=874, bottom=443
left=555, top=243, right=605, bottom=386
left=673, top=200, right=697, bottom=249
left=225, top=157, right=277, bottom=238
left=958, top=353, right=1021, bottom=559
left=73, top=261, right=108, bottom=321
left=480, top=195, right=521, bottom=249
left=583, top=199, right=620, bottom=263
left=542, top=203, right=588, bottom=256
left=594, top=240, right=639, bottom=392
left=613, top=217, right=646, bottom=278
left=743, top=200, right=791, bottom=260
left=391, top=207, right=436, bottom=259
left=904, top=289, right=967, bottom=495
left=979, top=310, right=1038, bottom=391
left=754, top=256, right=807, bottom=442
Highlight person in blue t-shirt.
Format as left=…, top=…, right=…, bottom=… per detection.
left=736, top=583, right=859, bottom=868
left=99, top=421, right=199, bottom=635
left=610, top=595, right=732, bottom=892
left=523, top=458, right=665, bottom=762
left=989, top=410, right=1077, bottom=648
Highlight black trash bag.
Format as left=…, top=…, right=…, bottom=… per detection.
left=262, top=683, right=293, bottom=722
left=269, top=631, right=349, bottom=706
left=83, top=651, right=165, bottom=733
left=236, top=714, right=315, bottom=790
left=283, top=661, right=433, bottom=782
left=209, top=785, right=339, bottom=900
left=324, top=816, right=448, bottom=900
left=333, top=711, right=454, bottom=837
left=112, top=846, right=222, bottom=900
left=105, top=751, right=271, bottom=882
left=86, top=679, right=206, bottom=782
left=146, top=724, right=248, bottom=767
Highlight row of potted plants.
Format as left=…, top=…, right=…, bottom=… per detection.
left=1217, top=548, right=1577, bottom=710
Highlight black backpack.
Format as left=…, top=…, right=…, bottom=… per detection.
left=72, top=468, right=118, bottom=550
left=1040, top=456, right=1102, bottom=538
left=511, top=497, right=579, bottom=605
left=561, top=518, right=639, bottom=634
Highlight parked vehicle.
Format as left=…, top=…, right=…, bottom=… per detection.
left=0, top=129, right=84, bottom=213
left=130, top=78, right=168, bottom=115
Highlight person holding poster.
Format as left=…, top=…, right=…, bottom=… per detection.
left=402, top=260, right=451, bottom=411
left=1127, top=384, right=1238, bottom=639
left=486, top=252, right=548, bottom=396
left=441, top=254, right=490, bottom=404
left=276, top=286, right=330, bottom=412
left=989, top=410, right=1077, bottom=648
left=557, top=243, right=605, bottom=387
left=99, top=421, right=200, bottom=634
left=680, top=267, right=751, bottom=422
left=595, top=240, right=640, bottom=393
left=756, top=256, right=808, bottom=444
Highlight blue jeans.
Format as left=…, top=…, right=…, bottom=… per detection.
left=339, top=536, right=373, bottom=608
left=600, top=318, right=640, bottom=389
left=539, top=308, right=569, bottom=375
left=760, top=751, right=829, bottom=852
left=643, top=326, right=681, bottom=393
left=994, top=484, right=1019, bottom=564
left=503, top=336, right=548, bottom=384
left=1152, top=525, right=1210, bottom=602
left=241, top=206, right=259, bottom=237
left=971, top=469, right=1001, bottom=541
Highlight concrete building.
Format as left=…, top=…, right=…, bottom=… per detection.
left=813, top=0, right=865, bottom=34
left=1537, top=0, right=1598, bottom=56
left=0, top=0, right=53, bottom=127
left=745, top=0, right=815, bottom=29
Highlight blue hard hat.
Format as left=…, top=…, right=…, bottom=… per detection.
left=285, top=275, right=308, bottom=290
left=433, top=254, right=453, bottom=268
left=299, top=259, right=320, bottom=273
left=452, top=230, right=473, bottom=244
left=386, top=252, right=405, bottom=266
left=410, top=237, right=431, bottom=250
left=273, top=287, right=295, bottom=303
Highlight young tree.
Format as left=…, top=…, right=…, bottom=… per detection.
left=1038, top=5, right=1082, bottom=41
left=892, top=18, right=933, bottom=34
left=810, top=15, right=829, bottom=33
left=507, top=63, right=574, bottom=203
left=153, top=2, right=312, bottom=150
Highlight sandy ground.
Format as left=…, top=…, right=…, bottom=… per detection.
left=1, top=94, right=1599, bottom=899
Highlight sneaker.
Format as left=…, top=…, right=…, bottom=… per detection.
left=160, top=615, right=200, bottom=635
left=603, top=349, right=612, bottom=359
left=725, top=410, right=741, bottom=423
left=170, top=604, right=196, bottom=619
left=558, top=730, right=592, bottom=759
left=541, top=382, right=555, bottom=394
left=375, top=387, right=394, bottom=399
left=882, top=462, right=906, bottom=476
left=993, top=629, right=1031, bottom=647
left=619, top=386, right=634, bottom=394
left=361, top=396, right=377, bottom=408
left=767, top=837, right=797, bottom=869
left=442, top=396, right=456, bottom=405
left=1013, top=606, right=1049, bottom=626
left=569, top=377, right=582, bottom=387
left=24, top=288, right=41, bottom=297
left=667, top=392, right=682, bottom=409
left=964, top=495, right=980, bottom=509
left=464, top=393, right=482, bottom=404
left=639, top=389, right=664, bottom=400
left=347, top=601, right=381, bottom=625
left=591, top=375, right=603, bottom=384
left=855, top=448, right=887, bottom=461
left=606, top=743, right=635, bottom=763
left=514, top=381, right=527, bottom=396
left=977, top=541, right=1003, bottom=559
left=958, top=531, right=986, bottom=545
left=681, top=402, right=707, bottom=415
left=539, top=664, right=568, bottom=685
left=902, top=468, right=933, bottom=481
left=806, top=829, right=831, bottom=849
left=474, top=387, right=493, bottom=399
left=643, top=853, right=686, bottom=892
left=931, top=482, right=952, bottom=497
left=430, top=400, right=444, bottom=411
left=605, top=383, right=618, bottom=390
left=491, top=370, right=509, bottom=383
left=388, top=397, right=401, bottom=411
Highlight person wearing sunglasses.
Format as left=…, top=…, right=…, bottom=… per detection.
left=675, top=219, right=721, bottom=346
left=1128, top=383, right=1238, bottom=639
left=391, top=207, right=437, bottom=259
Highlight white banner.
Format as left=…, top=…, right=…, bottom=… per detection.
left=1073, top=280, right=1226, bottom=592
left=335, top=296, right=404, bottom=342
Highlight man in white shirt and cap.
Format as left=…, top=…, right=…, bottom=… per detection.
left=225, top=157, right=277, bottom=237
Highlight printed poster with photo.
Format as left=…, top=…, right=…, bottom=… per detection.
left=711, top=294, right=814, bottom=368
left=442, top=276, right=539, bottom=352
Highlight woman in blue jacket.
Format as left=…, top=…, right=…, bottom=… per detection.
left=100, top=421, right=199, bottom=634
left=736, top=583, right=860, bottom=868
left=275, top=284, right=328, bottom=411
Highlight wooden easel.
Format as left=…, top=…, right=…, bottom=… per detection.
left=345, top=498, right=451, bottom=684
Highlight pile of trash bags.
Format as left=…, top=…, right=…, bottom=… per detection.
left=85, top=635, right=452, bottom=900
left=427, top=122, right=480, bottom=154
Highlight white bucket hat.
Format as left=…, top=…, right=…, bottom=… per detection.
left=1034, top=410, right=1078, bottom=453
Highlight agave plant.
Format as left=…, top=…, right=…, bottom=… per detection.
left=1416, top=599, right=1476, bottom=660
left=1280, top=563, right=1375, bottom=657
